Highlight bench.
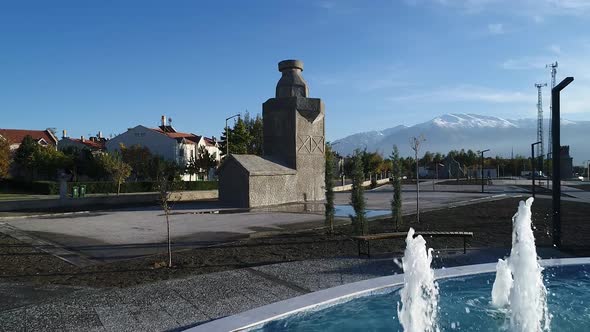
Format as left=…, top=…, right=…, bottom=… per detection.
left=352, top=231, right=474, bottom=257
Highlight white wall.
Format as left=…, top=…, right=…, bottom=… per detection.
left=106, top=125, right=177, bottom=160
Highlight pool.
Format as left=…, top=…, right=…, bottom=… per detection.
left=255, top=264, right=590, bottom=331
left=189, top=258, right=590, bottom=332
left=334, top=205, right=390, bottom=218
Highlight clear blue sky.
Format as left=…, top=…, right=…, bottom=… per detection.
left=1, top=0, right=589, bottom=141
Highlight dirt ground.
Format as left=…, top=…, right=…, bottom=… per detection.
left=1, top=197, right=588, bottom=289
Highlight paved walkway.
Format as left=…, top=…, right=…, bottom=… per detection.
left=0, top=247, right=569, bottom=332
left=1, top=187, right=525, bottom=263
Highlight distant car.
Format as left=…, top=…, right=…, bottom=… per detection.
left=579, top=176, right=585, bottom=181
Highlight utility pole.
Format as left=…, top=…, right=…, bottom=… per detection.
left=410, top=135, right=425, bottom=223
left=479, top=149, right=490, bottom=193
left=535, top=83, right=547, bottom=173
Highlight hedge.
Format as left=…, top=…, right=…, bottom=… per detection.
left=0, top=179, right=60, bottom=195
left=0, top=179, right=217, bottom=195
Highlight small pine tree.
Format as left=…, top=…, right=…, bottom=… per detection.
left=391, top=145, right=403, bottom=231
left=325, top=145, right=335, bottom=235
left=350, top=150, right=367, bottom=235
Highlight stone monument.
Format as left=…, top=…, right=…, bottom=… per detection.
left=218, top=60, right=325, bottom=208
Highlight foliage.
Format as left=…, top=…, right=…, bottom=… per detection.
left=12, top=135, right=74, bottom=181
left=350, top=150, right=367, bottom=235
left=243, top=112, right=264, bottom=155
left=219, top=112, right=263, bottom=157
left=96, top=153, right=132, bottom=195
left=13, top=135, right=40, bottom=180
left=325, top=144, right=336, bottom=234
left=61, top=147, right=106, bottom=181
left=195, top=145, right=218, bottom=179
left=391, top=145, right=403, bottom=231
left=0, top=137, right=11, bottom=179
left=120, top=144, right=154, bottom=181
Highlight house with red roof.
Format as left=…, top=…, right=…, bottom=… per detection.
left=58, top=130, right=107, bottom=153
left=0, top=128, right=58, bottom=151
left=106, top=116, right=220, bottom=180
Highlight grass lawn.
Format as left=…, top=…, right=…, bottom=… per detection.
left=1, top=197, right=589, bottom=289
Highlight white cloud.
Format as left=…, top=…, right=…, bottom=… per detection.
left=487, top=23, right=505, bottom=34
left=388, top=85, right=530, bottom=103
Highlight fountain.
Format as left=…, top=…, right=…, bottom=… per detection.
left=491, top=197, right=551, bottom=331
left=397, top=228, right=439, bottom=332
left=193, top=197, right=590, bottom=332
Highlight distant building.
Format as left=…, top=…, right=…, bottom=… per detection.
left=58, top=130, right=107, bottom=153
left=106, top=116, right=220, bottom=181
left=0, top=128, right=58, bottom=151
left=560, top=145, right=574, bottom=179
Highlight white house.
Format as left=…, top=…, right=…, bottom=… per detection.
left=106, top=116, right=221, bottom=181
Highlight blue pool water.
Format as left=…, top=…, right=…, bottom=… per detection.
left=253, top=264, right=590, bottom=331
left=334, top=205, right=390, bottom=219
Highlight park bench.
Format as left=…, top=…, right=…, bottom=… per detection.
left=352, top=231, right=474, bottom=257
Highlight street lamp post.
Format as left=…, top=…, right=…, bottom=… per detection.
left=225, top=113, right=241, bottom=156
left=433, top=162, right=444, bottom=191
left=586, top=160, right=590, bottom=182
left=531, top=141, right=542, bottom=198
left=479, top=149, right=490, bottom=193
left=552, top=76, right=574, bottom=248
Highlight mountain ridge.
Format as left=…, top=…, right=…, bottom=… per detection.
left=332, top=113, right=590, bottom=163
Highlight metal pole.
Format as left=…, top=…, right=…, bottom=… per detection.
left=480, top=149, right=489, bottom=193
left=531, top=142, right=541, bottom=198
left=552, top=77, right=574, bottom=248
left=532, top=143, right=536, bottom=198
left=416, top=148, right=420, bottom=223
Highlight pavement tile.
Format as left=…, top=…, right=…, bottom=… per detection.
left=24, top=303, right=66, bottom=331
left=130, top=303, right=179, bottom=332
left=0, top=308, right=26, bottom=332
left=157, top=299, right=209, bottom=328
left=95, top=305, right=140, bottom=332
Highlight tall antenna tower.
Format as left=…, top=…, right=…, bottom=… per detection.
left=535, top=82, right=547, bottom=168
left=547, top=61, right=558, bottom=159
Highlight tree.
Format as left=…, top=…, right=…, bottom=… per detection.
left=391, top=145, right=403, bottom=231
left=97, top=153, right=132, bottom=195
left=13, top=135, right=39, bottom=180
left=244, top=112, right=264, bottom=155
left=120, top=144, right=153, bottom=181
left=196, top=145, right=218, bottom=180
left=350, top=150, right=368, bottom=235
left=0, top=137, right=11, bottom=179
left=410, top=135, right=425, bottom=223
left=185, top=156, right=199, bottom=181
left=325, top=145, right=336, bottom=235
left=156, top=162, right=182, bottom=268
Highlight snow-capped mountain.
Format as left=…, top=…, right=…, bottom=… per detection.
left=332, top=113, right=590, bottom=163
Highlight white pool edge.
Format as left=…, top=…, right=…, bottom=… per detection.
left=186, top=257, right=590, bottom=332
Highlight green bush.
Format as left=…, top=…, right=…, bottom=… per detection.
left=67, top=181, right=218, bottom=194
left=0, top=179, right=59, bottom=195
